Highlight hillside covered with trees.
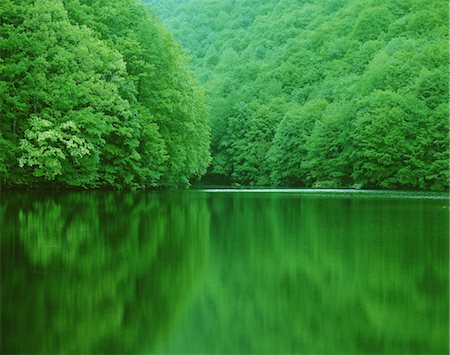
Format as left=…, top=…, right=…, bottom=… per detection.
left=146, top=0, right=448, bottom=191
left=1, top=0, right=447, bottom=191
left=0, top=0, right=211, bottom=189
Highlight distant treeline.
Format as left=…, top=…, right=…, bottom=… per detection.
left=146, top=0, right=449, bottom=191
left=1, top=0, right=211, bottom=188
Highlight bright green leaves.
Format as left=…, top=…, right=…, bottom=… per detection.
left=19, top=116, right=94, bottom=180
left=63, top=0, right=211, bottom=188
left=1, top=0, right=211, bottom=188
left=304, top=104, right=355, bottom=188
left=351, top=91, right=420, bottom=189
left=423, top=104, right=449, bottom=191
left=415, top=67, right=448, bottom=109
left=1, top=0, right=131, bottom=186
left=350, top=90, right=449, bottom=191
left=352, top=7, right=393, bottom=42
left=147, top=0, right=448, bottom=191
left=269, top=100, right=328, bottom=186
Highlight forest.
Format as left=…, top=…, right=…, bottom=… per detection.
left=1, top=0, right=210, bottom=188
left=1, top=0, right=448, bottom=190
left=146, top=0, right=449, bottom=191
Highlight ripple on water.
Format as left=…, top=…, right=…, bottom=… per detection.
left=199, top=188, right=449, bottom=200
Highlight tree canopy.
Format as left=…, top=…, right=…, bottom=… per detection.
left=0, top=0, right=211, bottom=189
left=2, top=0, right=447, bottom=190
left=146, top=0, right=448, bottom=191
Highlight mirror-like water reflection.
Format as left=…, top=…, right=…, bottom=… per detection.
left=1, top=191, right=209, bottom=354
left=1, top=190, right=448, bottom=354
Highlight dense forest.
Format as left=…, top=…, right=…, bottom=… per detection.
left=0, top=0, right=210, bottom=188
left=146, top=0, right=449, bottom=191
left=1, top=0, right=448, bottom=190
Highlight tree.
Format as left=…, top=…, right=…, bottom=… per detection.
left=268, top=100, right=328, bottom=186
left=1, top=0, right=138, bottom=187
left=304, top=103, right=354, bottom=188
left=144, top=0, right=448, bottom=190
left=1, top=0, right=211, bottom=188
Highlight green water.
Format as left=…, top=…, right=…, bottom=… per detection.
left=1, top=190, right=448, bottom=354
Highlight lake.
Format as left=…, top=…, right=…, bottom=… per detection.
left=1, top=189, right=448, bottom=354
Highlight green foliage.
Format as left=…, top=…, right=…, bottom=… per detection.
left=269, top=100, right=328, bottom=186
left=19, top=117, right=94, bottom=181
left=351, top=91, right=425, bottom=189
left=304, top=104, right=355, bottom=188
left=0, top=0, right=210, bottom=188
left=146, top=0, right=448, bottom=191
left=352, top=6, right=393, bottom=42
left=213, top=101, right=283, bottom=185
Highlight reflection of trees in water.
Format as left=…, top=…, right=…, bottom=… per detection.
left=182, top=194, right=448, bottom=354
left=1, top=191, right=209, bottom=354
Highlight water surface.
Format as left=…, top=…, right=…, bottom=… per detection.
left=1, top=190, right=448, bottom=354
